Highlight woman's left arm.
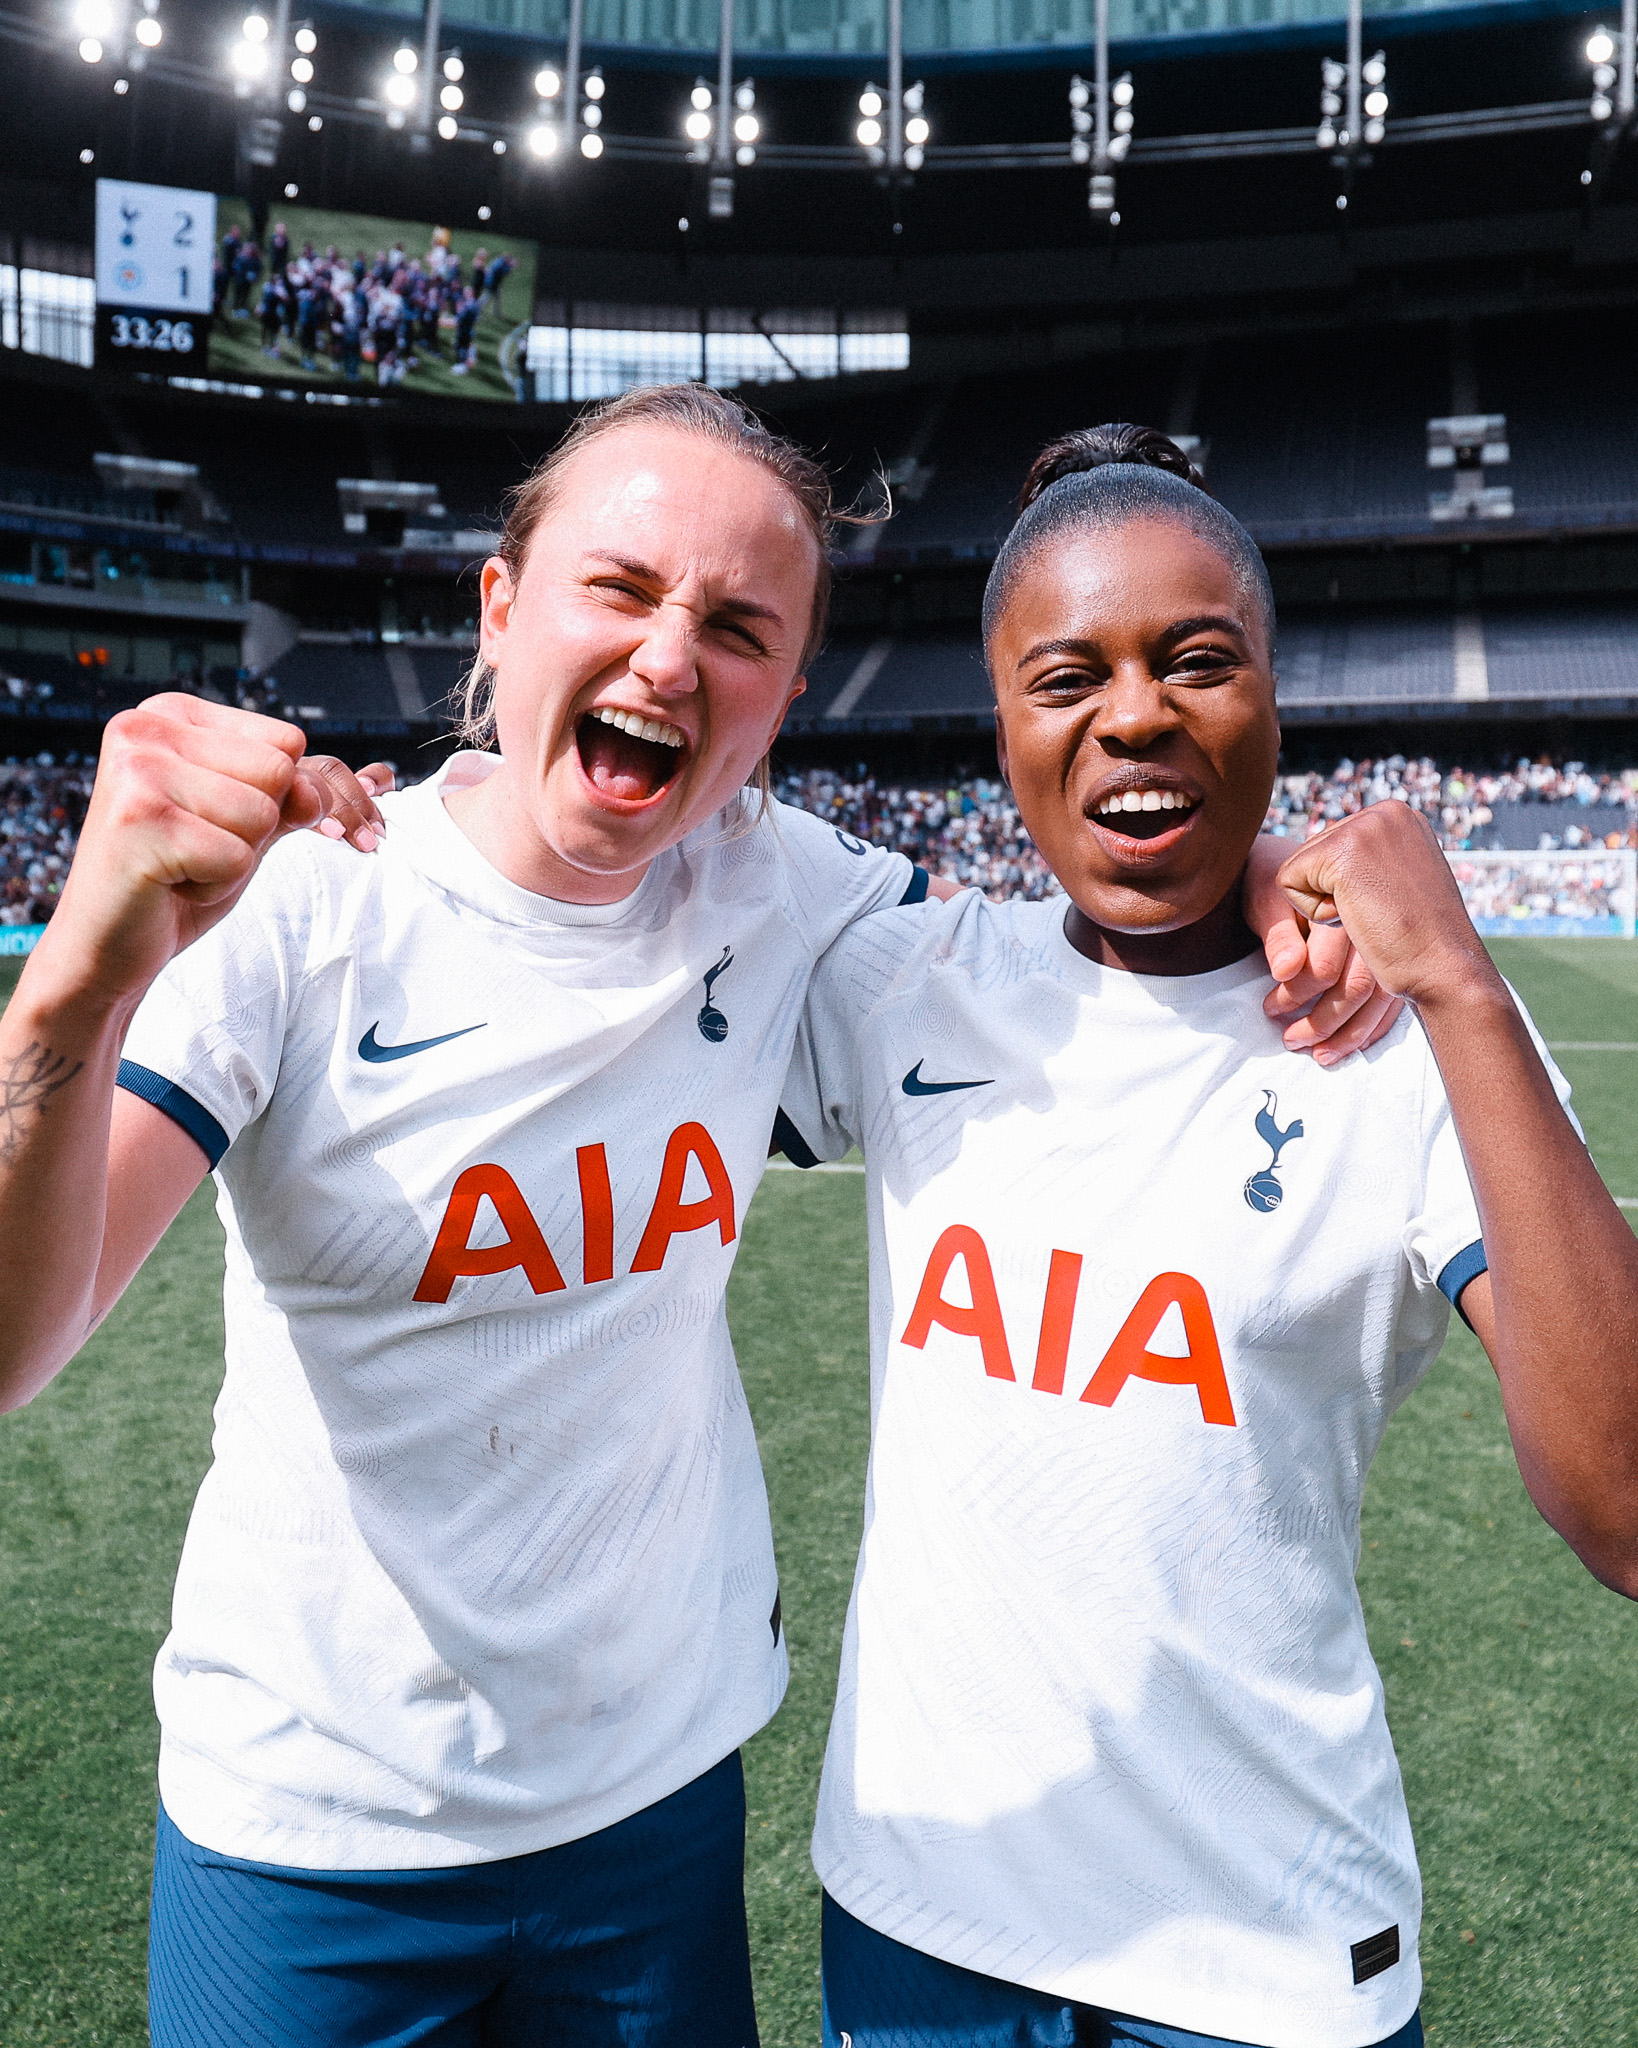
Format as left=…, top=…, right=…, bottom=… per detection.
left=1277, top=804, right=1638, bottom=1598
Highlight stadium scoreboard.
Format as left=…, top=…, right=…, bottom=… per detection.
left=94, top=180, right=216, bottom=367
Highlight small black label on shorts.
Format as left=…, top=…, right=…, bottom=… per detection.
left=769, top=1589, right=783, bottom=1643
left=1351, top=1925, right=1401, bottom=1984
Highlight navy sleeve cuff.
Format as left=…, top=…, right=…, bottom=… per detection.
left=899, top=865, right=931, bottom=906
left=1437, top=1239, right=1489, bottom=1327
left=116, top=1061, right=231, bottom=1169
left=771, top=1107, right=822, bottom=1170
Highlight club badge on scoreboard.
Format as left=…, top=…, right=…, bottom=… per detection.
left=94, top=179, right=216, bottom=369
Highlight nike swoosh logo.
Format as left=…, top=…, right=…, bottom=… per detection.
left=358, top=1022, right=486, bottom=1064
left=902, top=1059, right=993, bottom=1097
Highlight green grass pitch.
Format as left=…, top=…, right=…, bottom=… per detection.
left=1, top=939, right=1636, bottom=2045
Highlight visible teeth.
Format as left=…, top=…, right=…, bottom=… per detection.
left=594, top=706, right=685, bottom=749
left=1121, top=791, right=1143, bottom=813
left=1141, top=791, right=1163, bottom=812
left=1098, top=788, right=1191, bottom=817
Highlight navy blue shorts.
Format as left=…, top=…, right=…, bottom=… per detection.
left=821, top=1892, right=1423, bottom=2048
left=149, top=1752, right=759, bottom=2047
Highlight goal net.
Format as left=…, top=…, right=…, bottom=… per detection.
left=1449, top=848, right=1637, bottom=938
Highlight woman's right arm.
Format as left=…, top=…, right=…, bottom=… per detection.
left=0, top=697, right=383, bottom=1412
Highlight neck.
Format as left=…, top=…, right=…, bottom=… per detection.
left=1063, top=881, right=1259, bottom=978
left=443, top=759, right=650, bottom=906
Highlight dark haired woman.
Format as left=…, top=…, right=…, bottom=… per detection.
left=778, top=426, right=1638, bottom=2048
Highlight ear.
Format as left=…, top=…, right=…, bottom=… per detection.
left=477, top=557, right=514, bottom=670
left=993, top=705, right=1011, bottom=788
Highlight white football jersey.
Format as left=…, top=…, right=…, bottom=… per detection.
left=117, top=753, right=915, bottom=1871
left=779, top=892, right=1570, bottom=2048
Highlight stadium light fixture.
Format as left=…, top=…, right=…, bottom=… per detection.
left=856, top=83, right=884, bottom=153
left=113, top=73, right=128, bottom=89
left=290, top=55, right=312, bottom=81
left=287, top=86, right=305, bottom=108
left=307, top=112, right=321, bottom=129
left=534, top=66, right=560, bottom=97
left=78, top=35, right=103, bottom=60
left=1587, top=27, right=1615, bottom=63
left=1584, top=22, right=1632, bottom=123
left=231, top=37, right=268, bottom=80
left=385, top=72, right=417, bottom=107
left=583, top=69, right=603, bottom=97
left=443, top=54, right=463, bottom=80
left=527, top=121, right=557, bottom=155
left=901, top=78, right=927, bottom=168
left=581, top=130, right=602, bottom=156
left=133, top=14, right=161, bottom=46
left=478, top=203, right=491, bottom=218
left=293, top=23, right=316, bottom=52
left=392, top=44, right=417, bottom=71
left=243, top=12, right=267, bottom=38
left=437, top=114, right=458, bottom=138
left=733, top=78, right=757, bottom=164
left=440, top=83, right=463, bottom=109
left=283, top=180, right=297, bottom=196
left=685, top=78, right=713, bottom=154
left=79, top=145, right=95, bottom=161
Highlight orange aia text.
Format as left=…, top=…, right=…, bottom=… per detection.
left=413, top=1121, right=735, bottom=1304
left=901, top=1224, right=1236, bottom=1427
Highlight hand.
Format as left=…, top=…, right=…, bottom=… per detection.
left=1272, top=804, right=1500, bottom=1010
left=300, top=756, right=394, bottom=850
left=1242, top=832, right=1404, bottom=1065
left=33, top=698, right=380, bottom=1012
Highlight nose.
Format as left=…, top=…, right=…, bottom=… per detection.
left=626, top=600, right=702, bottom=702
left=1095, top=659, right=1180, bottom=752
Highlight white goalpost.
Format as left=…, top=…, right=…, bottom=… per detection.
left=1449, top=848, right=1638, bottom=939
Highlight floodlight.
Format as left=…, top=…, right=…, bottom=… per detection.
left=684, top=109, right=712, bottom=139
left=385, top=71, right=416, bottom=106
left=1321, top=57, right=1345, bottom=89
left=78, top=34, right=103, bottom=59
left=113, top=69, right=127, bottom=86
left=734, top=80, right=755, bottom=110
left=905, top=113, right=929, bottom=145
left=1592, top=89, right=1614, bottom=117
left=859, top=87, right=882, bottom=116
left=283, top=180, right=297, bottom=195
left=437, top=114, right=458, bottom=137
left=905, top=145, right=924, bottom=169
left=1364, top=116, right=1385, bottom=142
left=528, top=122, right=556, bottom=154
left=904, top=80, right=924, bottom=111
left=1595, top=61, right=1617, bottom=85
left=79, top=145, right=95, bottom=160
left=734, top=111, right=758, bottom=141
left=534, top=66, right=560, bottom=96
left=1582, top=166, right=1594, bottom=183
left=492, top=136, right=506, bottom=152
left=393, top=45, right=416, bottom=70
left=293, top=24, right=316, bottom=51
left=1321, top=90, right=1341, bottom=115
left=291, top=55, right=312, bottom=80
left=230, top=38, right=267, bottom=76
left=443, top=54, right=463, bottom=79
left=133, top=15, right=162, bottom=46
left=243, top=12, right=268, bottom=38
left=582, top=102, right=601, bottom=126
left=1113, top=107, right=1133, bottom=132
left=1363, top=89, right=1387, bottom=117
left=478, top=203, right=492, bottom=218
left=441, top=82, right=462, bottom=108
left=287, top=86, right=305, bottom=108
left=736, top=143, right=755, bottom=164
left=584, top=71, right=604, bottom=98
left=690, top=81, right=712, bottom=109
left=1587, top=28, right=1615, bottom=63
left=1336, top=192, right=1348, bottom=209
left=1362, top=52, right=1385, bottom=85
left=856, top=116, right=882, bottom=145
left=307, top=112, right=321, bottom=128
left=74, top=0, right=113, bottom=28
left=1316, top=120, right=1336, bottom=148
left=580, top=130, right=602, bottom=155
left=1068, top=77, right=1089, bottom=109
left=1112, top=76, right=1133, bottom=106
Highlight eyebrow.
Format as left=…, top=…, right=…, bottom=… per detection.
left=584, top=551, right=783, bottom=626
left=1014, top=614, right=1251, bottom=672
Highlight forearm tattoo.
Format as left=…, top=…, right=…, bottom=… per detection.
left=0, top=1041, right=85, bottom=1165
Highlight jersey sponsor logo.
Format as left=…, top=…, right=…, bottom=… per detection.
left=1244, top=1089, right=1304, bottom=1211
left=412, top=1121, right=737, bottom=1304
left=901, top=1059, right=994, bottom=1097
left=697, top=947, right=733, bottom=1043
left=901, top=1223, right=1236, bottom=1426
left=358, top=1020, right=486, bottom=1064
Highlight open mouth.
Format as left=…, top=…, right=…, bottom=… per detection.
left=1089, top=787, right=1201, bottom=842
left=575, top=706, right=689, bottom=806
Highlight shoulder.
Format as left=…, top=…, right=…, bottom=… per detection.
left=811, top=887, right=1036, bottom=1023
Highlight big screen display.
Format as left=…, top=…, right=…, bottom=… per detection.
left=207, top=200, right=537, bottom=404
left=94, top=179, right=218, bottom=365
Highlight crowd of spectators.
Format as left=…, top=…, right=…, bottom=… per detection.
left=1263, top=756, right=1638, bottom=853
left=217, top=221, right=515, bottom=384
left=0, top=755, right=93, bottom=927
left=2, top=754, right=1634, bottom=932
